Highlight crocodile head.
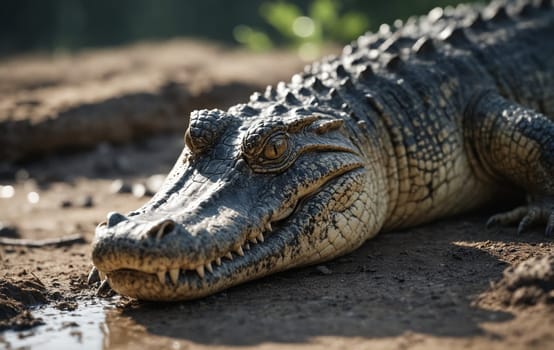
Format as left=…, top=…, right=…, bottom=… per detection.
left=91, top=103, right=383, bottom=300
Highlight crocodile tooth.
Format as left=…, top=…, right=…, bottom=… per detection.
left=225, top=252, right=233, bottom=260
left=96, top=279, right=111, bottom=296
left=99, top=271, right=107, bottom=281
left=257, top=233, right=265, bottom=243
left=205, top=262, right=213, bottom=273
left=156, top=227, right=165, bottom=241
left=249, top=236, right=258, bottom=244
left=169, top=268, right=180, bottom=285
left=157, top=271, right=166, bottom=284
left=244, top=243, right=250, bottom=250
left=87, top=267, right=100, bottom=284
left=215, top=257, right=222, bottom=266
left=272, top=206, right=294, bottom=222
left=266, top=222, right=272, bottom=232
left=235, top=246, right=245, bottom=256
left=196, top=265, right=205, bottom=279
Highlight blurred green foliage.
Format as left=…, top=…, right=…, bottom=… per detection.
left=0, top=0, right=478, bottom=57
left=234, top=0, right=369, bottom=59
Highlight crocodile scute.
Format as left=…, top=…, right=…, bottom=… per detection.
left=91, top=0, right=554, bottom=301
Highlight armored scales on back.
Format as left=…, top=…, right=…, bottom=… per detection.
left=91, top=0, right=554, bottom=300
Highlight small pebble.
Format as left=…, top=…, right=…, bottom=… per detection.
left=78, top=195, right=94, bottom=208
left=110, top=179, right=132, bottom=194
left=316, top=265, right=333, bottom=275
left=55, top=301, right=78, bottom=311
left=132, top=183, right=147, bottom=198
left=60, top=199, right=73, bottom=208
left=0, top=223, right=19, bottom=238
left=61, top=321, right=79, bottom=328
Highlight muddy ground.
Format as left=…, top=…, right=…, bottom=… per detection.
left=1, top=40, right=554, bottom=350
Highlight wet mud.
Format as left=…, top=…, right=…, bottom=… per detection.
left=1, top=40, right=554, bottom=350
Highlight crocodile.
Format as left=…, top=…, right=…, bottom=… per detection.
left=90, top=0, right=554, bottom=301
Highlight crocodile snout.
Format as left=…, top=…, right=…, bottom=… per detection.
left=106, top=212, right=127, bottom=228
left=90, top=105, right=374, bottom=300
left=101, top=211, right=176, bottom=240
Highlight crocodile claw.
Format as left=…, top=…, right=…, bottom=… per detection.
left=486, top=196, right=554, bottom=236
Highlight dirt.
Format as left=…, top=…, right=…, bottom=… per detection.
left=1, top=40, right=554, bottom=350
left=0, top=39, right=306, bottom=161
left=481, top=255, right=554, bottom=307
left=0, top=277, right=47, bottom=331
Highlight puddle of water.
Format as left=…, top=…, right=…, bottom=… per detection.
left=1, top=299, right=114, bottom=350
left=1, top=298, right=193, bottom=350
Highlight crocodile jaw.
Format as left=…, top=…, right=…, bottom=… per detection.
left=93, top=167, right=369, bottom=301
left=91, top=107, right=385, bottom=301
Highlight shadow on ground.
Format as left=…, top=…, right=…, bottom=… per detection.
left=104, top=214, right=548, bottom=346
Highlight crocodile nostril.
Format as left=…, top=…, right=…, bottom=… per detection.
left=107, top=212, right=127, bottom=228
left=147, top=220, right=176, bottom=240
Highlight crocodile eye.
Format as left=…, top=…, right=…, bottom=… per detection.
left=262, top=134, right=289, bottom=160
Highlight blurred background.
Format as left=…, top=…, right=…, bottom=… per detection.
left=0, top=0, right=477, bottom=57
left=0, top=0, right=480, bottom=163
left=4, top=2, right=554, bottom=349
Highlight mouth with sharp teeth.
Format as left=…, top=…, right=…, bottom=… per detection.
left=92, top=205, right=295, bottom=300
left=91, top=164, right=365, bottom=301
left=149, top=228, right=267, bottom=286
left=92, top=212, right=275, bottom=299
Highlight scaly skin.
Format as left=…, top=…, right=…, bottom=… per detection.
left=91, top=0, right=554, bottom=301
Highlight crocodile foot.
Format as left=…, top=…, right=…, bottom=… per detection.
left=486, top=196, right=554, bottom=236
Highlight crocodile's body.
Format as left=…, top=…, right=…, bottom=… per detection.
left=91, top=0, right=554, bottom=301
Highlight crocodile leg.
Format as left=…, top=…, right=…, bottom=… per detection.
left=464, top=91, right=554, bottom=236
